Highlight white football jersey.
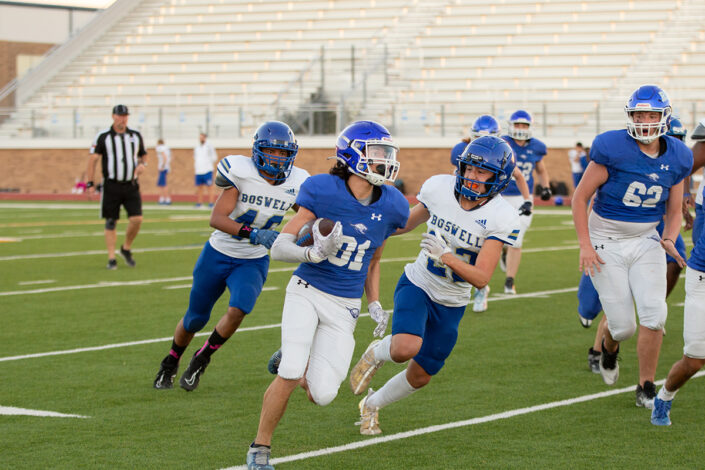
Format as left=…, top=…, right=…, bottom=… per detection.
left=209, top=155, right=310, bottom=259
left=405, top=174, right=520, bottom=307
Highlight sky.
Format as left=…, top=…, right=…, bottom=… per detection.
left=12, top=0, right=116, bottom=8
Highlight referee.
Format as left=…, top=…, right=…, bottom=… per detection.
left=85, top=104, right=147, bottom=269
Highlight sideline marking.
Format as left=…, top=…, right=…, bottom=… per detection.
left=0, top=405, right=89, bottom=418
left=0, top=286, right=578, bottom=363
left=18, top=279, right=56, bottom=286
left=221, top=371, right=705, bottom=470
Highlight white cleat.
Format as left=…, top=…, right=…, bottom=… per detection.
left=356, top=388, right=382, bottom=435
left=473, top=286, right=489, bottom=313
left=349, top=340, right=384, bottom=395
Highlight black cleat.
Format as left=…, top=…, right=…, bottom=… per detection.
left=119, top=245, right=136, bottom=267
left=154, top=357, right=179, bottom=389
left=179, top=352, right=211, bottom=391
left=636, top=380, right=657, bottom=409
left=267, top=349, right=282, bottom=375
left=588, top=347, right=601, bottom=374
left=106, top=259, right=117, bottom=270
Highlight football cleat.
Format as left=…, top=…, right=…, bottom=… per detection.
left=473, top=286, right=490, bottom=313
left=504, top=277, right=516, bottom=295
left=153, top=357, right=178, bottom=390
left=267, top=349, right=282, bottom=375
left=106, top=259, right=117, bottom=270
left=636, top=381, right=657, bottom=409
left=119, top=245, right=136, bottom=267
left=357, top=388, right=381, bottom=435
left=179, top=352, right=211, bottom=391
left=350, top=340, right=384, bottom=395
left=579, top=314, right=593, bottom=328
left=588, top=348, right=601, bottom=374
left=246, top=444, right=275, bottom=470
left=599, top=342, right=619, bottom=385
left=651, top=397, right=672, bottom=426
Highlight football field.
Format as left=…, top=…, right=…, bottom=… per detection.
left=0, top=201, right=702, bottom=469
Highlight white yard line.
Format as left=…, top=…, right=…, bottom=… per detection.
left=0, top=405, right=89, bottom=418
left=0, top=286, right=577, bottom=363
left=221, top=371, right=705, bottom=470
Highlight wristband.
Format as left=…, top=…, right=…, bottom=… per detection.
left=238, top=224, right=253, bottom=238
left=86, top=181, right=94, bottom=189
left=662, top=238, right=674, bottom=244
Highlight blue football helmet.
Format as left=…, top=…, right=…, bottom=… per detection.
left=335, top=121, right=400, bottom=186
left=508, top=110, right=532, bottom=140
left=471, top=115, right=502, bottom=139
left=450, top=141, right=468, bottom=167
left=666, top=116, right=687, bottom=142
left=455, top=135, right=516, bottom=201
left=625, top=84, right=672, bottom=144
left=252, top=121, right=298, bottom=183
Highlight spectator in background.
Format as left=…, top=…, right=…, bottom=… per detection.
left=85, top=104, right=147, bottom=270
left=156, top=138, right=172, bottom=205
left=568, top=142, right=587, bottom=189
left=194, top=132, right=218, bottom=208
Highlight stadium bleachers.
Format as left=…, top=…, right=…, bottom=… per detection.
left=1, top=0, right=704, bottom=142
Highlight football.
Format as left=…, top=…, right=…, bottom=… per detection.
left=296, top=218, right=336, bottom=247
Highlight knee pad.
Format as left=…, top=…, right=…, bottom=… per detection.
left=105, top=218, right=117, bottom=230
left=182, top=309, right=209, bottom=333
left=307, top=380, right=338, bottom=407
left=607, top=319, right=637, bottom=342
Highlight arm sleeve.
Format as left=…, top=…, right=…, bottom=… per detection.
left=270, top=233, right=312, bottom=264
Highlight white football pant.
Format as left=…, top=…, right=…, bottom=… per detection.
left=278, top=275, right=359, bottom=406
left=589, top=235, right=667, bottom=342
left=684, top=267, right=705, bottom=359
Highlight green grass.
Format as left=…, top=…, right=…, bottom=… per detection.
left=0, top=201, right=699, bottom=469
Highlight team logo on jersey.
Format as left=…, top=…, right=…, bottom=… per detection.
left=347, top=307, right=360, bottom=319
left=371, top=213, right=382, bottom=221
left=660, top=164, right=669, bottom=171
left=647, top=173, right=659, bottom=182
left=351, top=223, right=368, bottom=234
left=285, top=188, right=297, bottom=195
left=475, top=219, right=487, bottom=229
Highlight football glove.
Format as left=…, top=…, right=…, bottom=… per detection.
left=420, top=232, right=451, bottom=264
left=250, top=228, right=279, bottom=249
left=307, top=220, right=343, bottom=263
left=368, top=301, right=389, bottom=338
left=518, top=200, right=533, bottom=216
left=539, top=186, right=552, bottom=201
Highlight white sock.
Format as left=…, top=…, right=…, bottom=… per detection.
left=366, top=369, right=418, bottom=410
left=657, top=385, right=678, bottom=401
left=159, top=196, right=164, bottom=203
left=373, top=335, right=394, bottom=363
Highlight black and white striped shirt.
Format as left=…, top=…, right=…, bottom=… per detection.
left=90, top=126, right=147, bottom=182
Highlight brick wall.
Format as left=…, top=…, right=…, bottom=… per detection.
left=0, top=145, right=575, bottom=196
left=0, top=40, right=55, bottom=107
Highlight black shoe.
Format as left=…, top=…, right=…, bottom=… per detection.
left=119, top=245, right=136, bottom=267
left=504, top=277, right=516, bottom=294
left=636, top=381, right=657, bottom=409
left=267, top=349, right=282, bottom=375
left=599, top=340, right=620, bottom=385
left=106, top=259, right=117, bottom=270
left=179, top=352, right=211, bottom=391
left=154, top=356, right=179, bottom=389
left=588, top=347, right=601, bottom=374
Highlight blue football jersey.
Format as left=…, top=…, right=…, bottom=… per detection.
left=591, top=130, right=692, bottom=223
left=500, top=135, right=546, bottom=195
left=293, top=174, right=410, bottom=298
